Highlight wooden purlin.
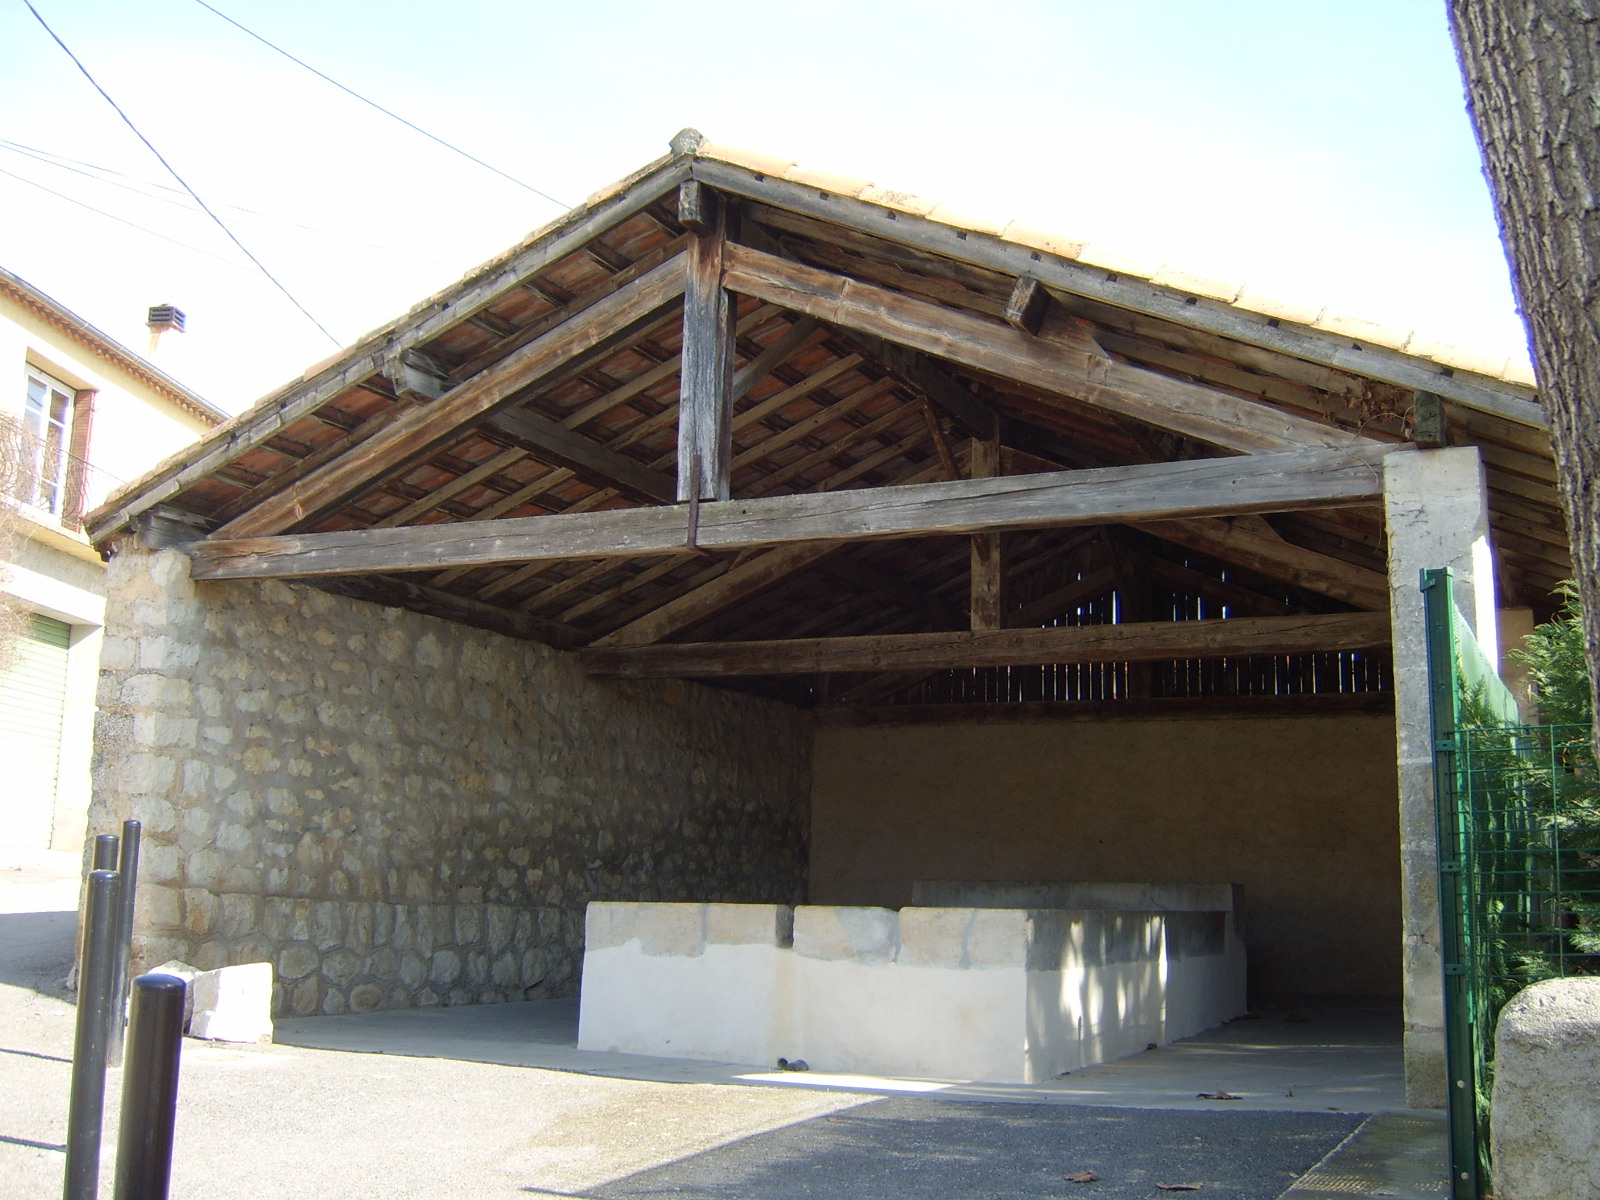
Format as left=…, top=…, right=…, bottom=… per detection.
left=580, top=611, right=1393, bottom=679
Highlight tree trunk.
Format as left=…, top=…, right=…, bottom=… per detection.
left=1449, top=0, right=1600, bottom=746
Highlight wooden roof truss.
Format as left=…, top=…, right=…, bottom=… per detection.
left=86, top=141, right=1572, bottom=711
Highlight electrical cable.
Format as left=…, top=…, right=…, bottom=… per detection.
left=0, top=138, right=450, bottom=264
left=22, top=0, right=342, bottom=344
left=192, top=0, right=569, bottom=209
left=0, top=165, right=254, bottom=270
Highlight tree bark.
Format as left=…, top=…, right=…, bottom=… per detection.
left=1449, top=0, right=1600, bottom=744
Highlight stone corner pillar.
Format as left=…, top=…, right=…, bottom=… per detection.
left=1382, top=446, right=1496, bottom=1109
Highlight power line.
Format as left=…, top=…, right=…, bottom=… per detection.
left=23, top=0, right=341, bottom=345
left=0, top=165, right=249, bottom=269
left=0, top=138, right=450, bottom=265
left=192, top=0, right=569, bottom=209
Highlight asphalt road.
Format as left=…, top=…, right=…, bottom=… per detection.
left=583, top=1098, right=1363, bottom=1200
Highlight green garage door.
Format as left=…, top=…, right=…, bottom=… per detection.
left=0, top=613, right=72, bottom=848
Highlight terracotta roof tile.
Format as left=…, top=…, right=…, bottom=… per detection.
left=781, top=163, right=875, bottom=198
left=924, top=203, right=1012, bottom=238
left=856, top=184, right=942, bottom=216
left=696, top=142, right=796, bottom=178
left=1150, top=267, right=1243, bottom=304
left=691, top=136, right=1537, bottom=389
left=1073, top=243, right=1164, bottom=279
left=1313, top=312, right=1415, bottom=351
left=1232, top=287, right=1326, bottom=327
left=1000, top=222, right=1087, bottom=260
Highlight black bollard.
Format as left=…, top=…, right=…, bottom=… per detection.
left=64, top=868, right=122, bottom=1200
left=91, top=833, right=119, bottom=873
left=112, top=974, right=186, bottom=1200
left=108, top=820, right=143, bottom=1065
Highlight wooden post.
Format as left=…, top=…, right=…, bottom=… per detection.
left=678, top=181, right=734, bottom=501
left=969, top=431, right=1004, bottom=631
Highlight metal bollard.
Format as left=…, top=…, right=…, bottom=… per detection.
left=91, top=833, right=119, bottom=873
left=64, top=868, right=123, bottom=1200
left=108, top=820, right=143, bottom=1065
left=112, top=974, right=186, bottom=1200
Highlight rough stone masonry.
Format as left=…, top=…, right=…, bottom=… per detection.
left=89, top=545, right=813, bottom=1017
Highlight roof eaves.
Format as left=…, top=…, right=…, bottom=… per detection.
left=84, top=148, right=692, bottom=546
left=688, top=137, right=1543, bottom=421
left=0, top=266, right=228, bottom=426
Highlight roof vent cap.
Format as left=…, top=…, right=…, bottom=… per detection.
left=147, top=304, right=185, bottom=333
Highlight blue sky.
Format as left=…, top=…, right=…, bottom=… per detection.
left=1, top=0, right=1523, bottom=412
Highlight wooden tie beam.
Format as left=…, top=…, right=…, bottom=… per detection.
left=185, top=444, right=1397, bottom=582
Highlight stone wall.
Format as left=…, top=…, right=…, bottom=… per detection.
left=91, top=546, right=813, bottom=1017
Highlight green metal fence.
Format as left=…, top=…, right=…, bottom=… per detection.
left=1424, top=568, right=1600, bottom=1200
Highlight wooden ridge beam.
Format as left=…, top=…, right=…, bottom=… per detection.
left=580, top=611, right=1392, bottom=678
left=214, top=253, right=689, bottom=539
left=185, top=443, right=1397, bottom=582
left=722, top=242, right=1376, bottom=455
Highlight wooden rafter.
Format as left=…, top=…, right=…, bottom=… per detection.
left=214, top=254, right=689, bottom=539
left=721, top=243, right=1384, bottom=455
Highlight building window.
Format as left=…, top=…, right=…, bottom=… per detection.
left=22, top=367, right=74, bottom=517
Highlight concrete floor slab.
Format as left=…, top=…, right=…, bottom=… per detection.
left=278, top=997, right=1411, bottom=1114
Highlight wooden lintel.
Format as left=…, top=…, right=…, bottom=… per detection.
left=214, top=253, right=689, bottom=539
left=487, top=407, right=675, bottom=504
left=1005, top=275, right=1049, bottom=335
left=679, top=190, right=734, bottom=501
left=185, top=444, right=1396, bottom=582
left=580, top=611, right=1392, bottom=678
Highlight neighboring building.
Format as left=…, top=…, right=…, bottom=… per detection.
left=81, top=131, right=1569, bottom=1108
left=1, top=267, right=225, bottom=851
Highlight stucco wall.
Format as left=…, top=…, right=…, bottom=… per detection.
left=810, top=711, right=1400, bottom=999
left=91, top=546, right=813, bottom=1017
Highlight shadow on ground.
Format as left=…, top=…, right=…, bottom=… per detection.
left=538, top=1098, right=1365, bottom=1200
left=0, top=911, right=75, bottom=996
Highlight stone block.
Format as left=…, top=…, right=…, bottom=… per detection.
left=794, top=906, right=899, bottom=964
left=899, top=907, right=1029, bottom=969
left=277, top=942, right=319, bottom=982
left=190, top=962, right=275, bottom=1044
left=1492, top=977, right=1600, bottom=1200
left=705, top=903, right=793, bottom=947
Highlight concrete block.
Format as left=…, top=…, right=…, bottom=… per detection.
left=635, top=903, right=706, bottom=957
left=705, top=903, right=793, bottom=947
left=1492, top=977, right=1600, bottom=1200
left=189, top=961, right=275, bottom=1043
left=794, top=906, right=898, bottom=964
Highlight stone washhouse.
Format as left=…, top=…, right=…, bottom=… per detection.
left=82, top=131, right=1571, bottom=1105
